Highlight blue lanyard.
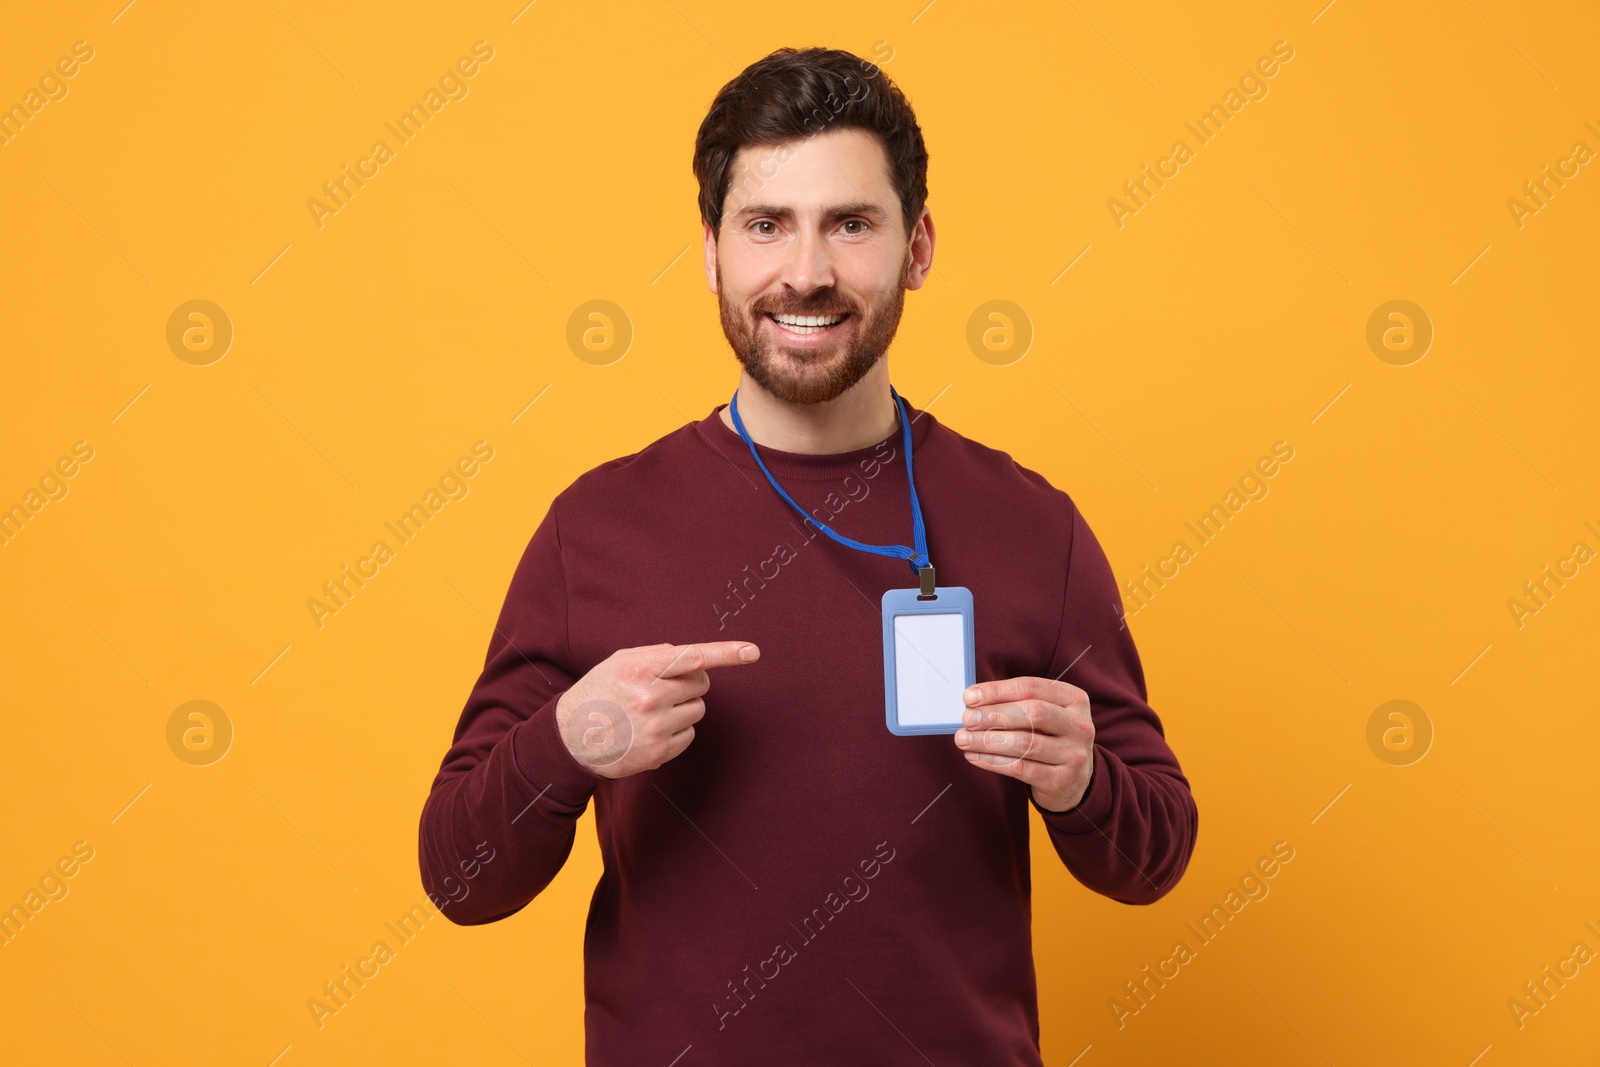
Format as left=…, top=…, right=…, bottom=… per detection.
left=730, top=384, right=933, bottom=586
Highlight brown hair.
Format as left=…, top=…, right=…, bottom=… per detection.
left=693, top=47, right=929, bottom=239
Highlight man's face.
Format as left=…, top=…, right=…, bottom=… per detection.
left=706, top=127, right=931, bottom=405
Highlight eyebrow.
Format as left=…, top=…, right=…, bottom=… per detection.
left=732, top=201, right=891, bottom=224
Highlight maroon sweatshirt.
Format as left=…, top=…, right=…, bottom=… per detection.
left=418, top=398, right=1197, bottom=1065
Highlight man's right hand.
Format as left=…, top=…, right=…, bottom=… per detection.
left=554, top=641, right=760, bottom=779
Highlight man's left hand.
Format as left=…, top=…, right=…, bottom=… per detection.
left=953, top=677, right=1095, bottom=812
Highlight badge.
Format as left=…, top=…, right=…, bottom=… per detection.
left=882, top=571, right=975, bottom=735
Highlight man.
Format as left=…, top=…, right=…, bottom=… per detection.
left=419, top=46, right=1196, bottom=1065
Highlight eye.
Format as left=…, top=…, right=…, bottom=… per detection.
left=841, top=219, right=867, bottom=234
left=753, top=220, right=777, bottom=235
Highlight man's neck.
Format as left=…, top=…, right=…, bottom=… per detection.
left=718, top=362, right=899, bottom=454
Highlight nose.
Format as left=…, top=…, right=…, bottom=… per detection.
left=780, top=225, right=835, bottom=298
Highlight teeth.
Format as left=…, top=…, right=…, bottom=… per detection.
left=772, top=313, right=844, bottom=327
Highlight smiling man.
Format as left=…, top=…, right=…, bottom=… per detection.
left=419, top=46, right=1196, bottom=1065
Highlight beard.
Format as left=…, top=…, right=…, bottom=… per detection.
left=716, top=253, right=910, bottom=406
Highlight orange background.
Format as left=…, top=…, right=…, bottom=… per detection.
left=2, top=1, right=1597, bottom=1063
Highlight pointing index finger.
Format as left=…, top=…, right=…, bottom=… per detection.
left=648, top=641, right=760, bottom=679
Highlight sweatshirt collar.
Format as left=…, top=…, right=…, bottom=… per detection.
left=696, top=396, right=937, bottom=481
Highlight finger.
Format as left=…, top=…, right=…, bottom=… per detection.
left=641, top=641, right=760, bottom=680
left=962, top=750, right=1057, bottom=786
left=664, top=723, right=696, bottom=758
left=647, top=670, right=711, bottom=708
left=963, top=676, right=1080, bottom=710
left=679, top=668, right=711, bottom=694
left=959, top=697, right=1068, bottom=736
left=955, top=727, right=1066, bottom=764
left=655, top=697, right=706, bottom=735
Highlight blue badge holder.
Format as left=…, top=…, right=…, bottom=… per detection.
left=882, top=585, right=976, bottom=736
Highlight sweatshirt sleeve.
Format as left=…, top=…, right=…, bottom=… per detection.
left=417, top=499, right=607, bottom=925
left=1030, top=498, right=1198, bottom=905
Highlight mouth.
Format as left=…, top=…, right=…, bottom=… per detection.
left=763, top=311, right=851, bottom=338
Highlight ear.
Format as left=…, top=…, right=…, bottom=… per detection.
left=703, top=223, right=720, bottom=293
left=904, top=208, right=936, bottom=291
